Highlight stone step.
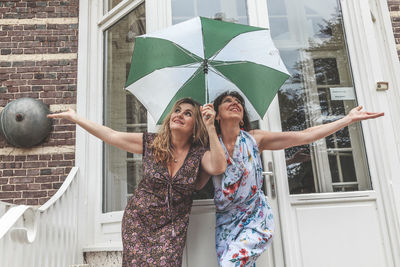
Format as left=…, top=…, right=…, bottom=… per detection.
left=83, top=251, right=122, bottom=267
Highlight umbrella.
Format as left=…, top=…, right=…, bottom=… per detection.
left=125, top=16, right=290, bottom=124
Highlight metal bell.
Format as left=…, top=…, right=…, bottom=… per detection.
left=0, top=98, right=52, bottom=148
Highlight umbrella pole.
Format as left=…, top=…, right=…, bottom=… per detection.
left=205, top=73, right=209, bottom=103
left=203, top=59, right=209, bottom=103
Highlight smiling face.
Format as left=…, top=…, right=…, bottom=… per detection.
left=169, top=103, right=195, bottom=136
left=213, top=91, right=252, bottom=134
left=216, top=95, right=244, bottom=122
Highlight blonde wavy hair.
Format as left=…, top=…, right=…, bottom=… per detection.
left=151, top=98, right=208, bottom=163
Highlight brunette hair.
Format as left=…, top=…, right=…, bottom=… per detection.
left=213, top=91, right=252, bottom=134
left=151, top=98, right=208, bottom=163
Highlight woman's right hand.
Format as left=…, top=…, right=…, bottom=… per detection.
left=200, top=104, right=216, bottom=130
left=47, top=108, right=78, bottom=122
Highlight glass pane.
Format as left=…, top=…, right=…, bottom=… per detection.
left=105, top=0, right=124, bottom=13
left=103, top=4, right=146, bottom=212
left=267, top=0, right=372, bottom=194
left=171, top=0, right=249, bottom=200
left=172, top=0, right=248, bottom=24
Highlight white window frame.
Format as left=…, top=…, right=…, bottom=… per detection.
left=75, top=0, right=172, bottom=251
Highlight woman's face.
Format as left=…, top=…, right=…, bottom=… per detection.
left=169, top=103, right=196, bottom=136
left=216, top=95, right=244, bottom=122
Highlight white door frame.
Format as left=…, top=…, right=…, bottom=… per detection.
left=260, top=0, right=400, bottom=266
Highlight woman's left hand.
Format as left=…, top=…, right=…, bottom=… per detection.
left=200, top=104, right=216, bottom=129
left=347, top=106, right=384, bottom=123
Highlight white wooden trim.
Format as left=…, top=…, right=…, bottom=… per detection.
left=247, top=0, right=270, bottom=28
left=98, top=0, right=144, bottom=30
left=39, top=167, right=79, bottom=211
left=76, top=0, right=103, bottom=251
left=371, top=0, right=400, bottom=241
left=146, top=0, right=172, bottom=32
left=0, top=205, right=34, bottom=241
left=340, top=0, right=400, bottom=265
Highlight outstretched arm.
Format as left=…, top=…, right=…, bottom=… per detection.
left=251, top=106, right=384, bottom=151
left=196, top=104, right=227, bottom=190
left=47, top=109, right=143, bottom=154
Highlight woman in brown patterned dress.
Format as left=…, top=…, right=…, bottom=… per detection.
left=48, top=98, right=227, bottom=266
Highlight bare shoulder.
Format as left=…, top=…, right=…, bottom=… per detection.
left=249, top=129, right=269, bottom=141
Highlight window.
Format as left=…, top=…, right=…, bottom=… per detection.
left=267, top=0, right=372, bottom=194
left=105, top=0, right=124, bottom=13
left=103, top=4, right=146, bottom=212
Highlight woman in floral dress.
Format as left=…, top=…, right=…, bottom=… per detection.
left=48, top=98, right=227, bottom=266
left=210, top=91, right=383, bottom=266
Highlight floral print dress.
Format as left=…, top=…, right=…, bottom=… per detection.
left=212, top=130, right=274, bottom=267
left=121, top=133, right=206, bottom=266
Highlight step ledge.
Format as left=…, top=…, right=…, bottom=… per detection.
left=83, top=244, right=122, bottom=252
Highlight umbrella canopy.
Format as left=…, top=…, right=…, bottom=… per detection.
left=125, top=16, right=290, bottom=124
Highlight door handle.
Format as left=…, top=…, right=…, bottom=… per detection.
left=262, top=161, right=276, bottom=199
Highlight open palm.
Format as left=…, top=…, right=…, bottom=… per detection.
left=47, top=108, right=77, bottom=122
left=347, top=106, right=384, bottom=122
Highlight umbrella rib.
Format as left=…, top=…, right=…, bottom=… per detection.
left=171, top=42, right=202, bottom=62
left=175, top=66, right=203, bottom=91
left=210, top=61, right=247, bottom=67
left=208, top=66, right=234, bottom=84
left=174, top=62, right=201, bottom=68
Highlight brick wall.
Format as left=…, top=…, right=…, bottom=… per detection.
left=388, top=1, right=400, bottom=60
left=0, top=0, right=78, bottom=205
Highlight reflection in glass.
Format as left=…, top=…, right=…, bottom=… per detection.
left=105, top=0, right=124, bottom=13
left=268, top=0, right=372, bottom=194
left=103, top=4, right=146, bottom=212
left=172, top=0, right=248, bottom=25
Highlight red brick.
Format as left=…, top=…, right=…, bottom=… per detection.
left=48, top=160, right=72, bottom=167
left=13, top=169, right=26, bottom=176
left=51, top=154, right=63, bottom=160
left=52, top=182, right=63, bottom=189
left=1, top=185, right=14, bottom=191
left=48, top=189, right=57, bottom=197
left=39, top=155, right=51, bottom=160
left=27, top=155, right=38, bottom=161
left=22, top=190, right=47, bottom=198
left=10, top=177, right=34, bottom=184
left=64, top=153, right=75, bottom=160
left=39, top=198, right=48, bottom=205
left=41, top=183, right=52, bottom=190
left=23, top=161, right=47, bottom=168
left=27, top=169, right=40, bottom=176
left=15, top=155, right=26, bottom=161
left=15, top=184, right=28, bottom=191
left=27, top=199, right=39, bottom=205
left=14, top=199, right=27, bottom=205
left=0, top=191, right=21, bottom=198
left=27, top=184, right=41, bottom=190
left=3, top=170, right=13, bottom=176
left=35, top=176, right=59, bottom=183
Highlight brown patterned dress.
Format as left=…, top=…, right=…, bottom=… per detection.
left=122, top=133, right=206, bottom=266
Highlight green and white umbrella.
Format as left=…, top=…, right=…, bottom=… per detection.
left=125, top=16, right=290, bottom=124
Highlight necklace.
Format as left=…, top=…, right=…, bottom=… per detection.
left=173, top=158, right=178, bottom=163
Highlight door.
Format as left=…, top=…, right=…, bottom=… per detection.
left=262, top=0, right=396, bottom=266
left=169, top=1, right=281, bottom=266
